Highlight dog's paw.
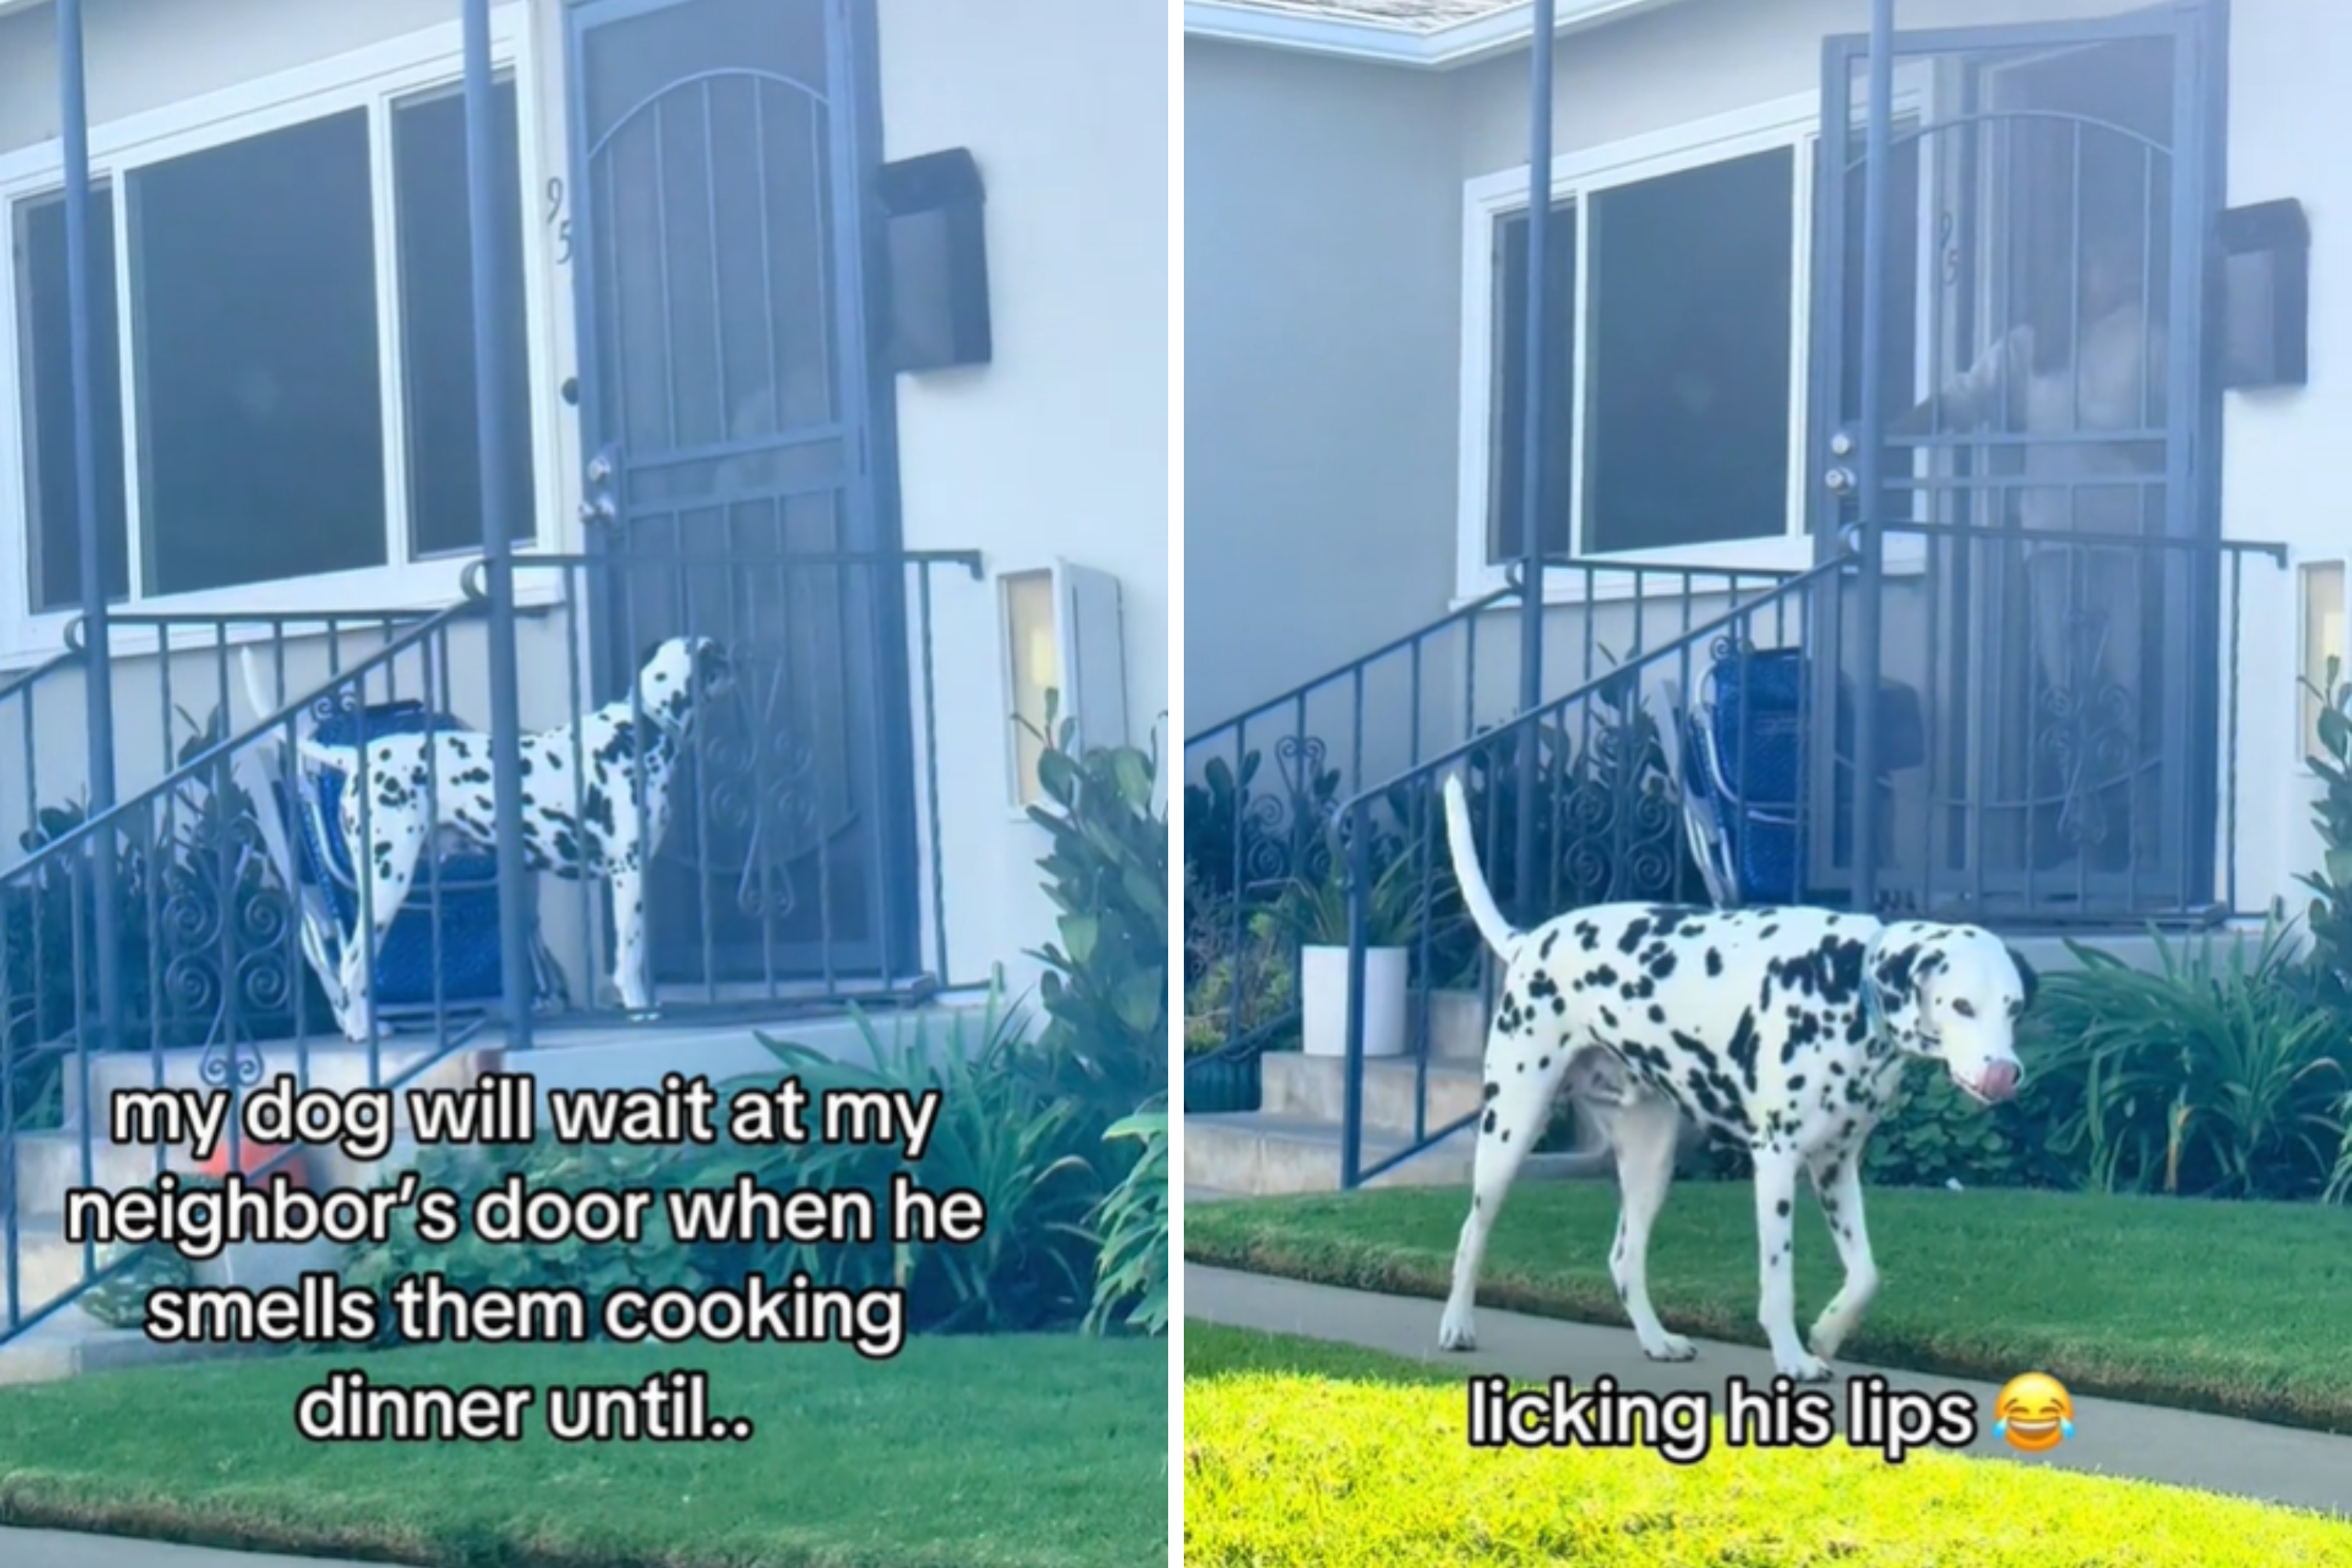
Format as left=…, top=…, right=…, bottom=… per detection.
left=1437, top=1308, right=1478, bottom=1352
left=1777, top=1352, right=1835, bottom=1383
left=1640, top=1333, right=1698, bottom=1363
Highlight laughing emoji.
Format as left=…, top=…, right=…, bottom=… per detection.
left=1993, top=1373, right=2075, bottom=1452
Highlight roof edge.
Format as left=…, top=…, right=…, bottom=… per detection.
left=1182, top=0, right=1691, bottom=71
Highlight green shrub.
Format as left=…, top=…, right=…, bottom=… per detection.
left=713, top=992, right=1105, bottom=1336
left=1023, top=704, right=1168, bottom=1142
left=1085, top=1107, right=1167, bottom=1337
left=2023, top=917, right=2347, bottom=1201
left=1862, top=1069, right=2068, bottom=1191
left=1184, top=875, right=1295, bottom=1058
left=339, top=1137, right=713, bottom=1345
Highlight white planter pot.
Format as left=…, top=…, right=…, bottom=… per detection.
left=1300, top=944, right=1410, bottom=1059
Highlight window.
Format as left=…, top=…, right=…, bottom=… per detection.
left=1479, top=141, right=1797, bottom=572
left=13, top=64, right=533, bottom=616
left=1583, top=149, right=1792, bottom=554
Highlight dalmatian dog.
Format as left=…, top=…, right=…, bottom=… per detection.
left=1434, top=773, right=2035, bottom=1381
left=298, top=636, right=733, bottom=1040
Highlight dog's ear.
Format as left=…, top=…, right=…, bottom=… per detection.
left=638, top=640, right=667, bottom=673
left=2005, top=945, right=2039, bottom=1011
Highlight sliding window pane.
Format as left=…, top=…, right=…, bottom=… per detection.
left=16, top=187, right=129, bottom=612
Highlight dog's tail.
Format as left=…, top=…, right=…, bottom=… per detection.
left=1442, top=772, right=1520, bottom=960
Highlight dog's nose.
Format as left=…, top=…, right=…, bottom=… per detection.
left=1979, top=1059, right=2020, bottom=1102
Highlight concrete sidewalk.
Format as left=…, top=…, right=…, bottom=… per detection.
left=0, top=1530, right=388, bottom=1567
left=1185, top=1263, right=2352, bottom=1519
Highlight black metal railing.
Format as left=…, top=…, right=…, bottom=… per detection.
left=0, top=547, right=981, bottom=1342
left=1179, top=561, right=1797, bottom=1090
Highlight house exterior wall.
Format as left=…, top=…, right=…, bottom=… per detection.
left=1183, top=37, right=1461, bottom=731
left=0, top=0, right=1168, bottom=1003
left=1189, top=0, right=2333, bottom=923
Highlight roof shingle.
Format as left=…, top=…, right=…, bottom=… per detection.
left=1205, top=0, right=1526, bottom=34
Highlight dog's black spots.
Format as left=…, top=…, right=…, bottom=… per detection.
left=1537, top=1056, right=1551, bottom=1071
left=1760, top=923, right=1779, bottom=938
left=1588, top=963, right=1619, bottom=989
left=1483, top=1081, right=1500, bottom=1102
left=1551, top=996, right=1567, bottom=1015
left=1724, top=1011, right=1761, bottom=1093
left=1541, top=930, right=1559, bottom=960
left=1515, top=1061, right=1526, bottom=1073
left=1573, top=920, right=1601, bottom=950
left=1828, top=1060, right=1846, bottom=1076
left=1616, top=917, right=1653, bottom=956
left=1472, top=1195, right=1482, bottom=1210
left=1599, top=1007, right=1619, bottom=1029
left=1787, top=1074, right=1806, bottom=1092
left=1647, top=1004, right=1666, bottom=1025
left=1482, top=1109, right=1497, bottom=1134
left=1819, top=938, right=1869, bottom=1005
left=1498, top=1128, right=1510, bottom=1144
left=1528, top=972, right=1559, bottom=1002
left=1646, top=948, right=1679, bottom=982
left=1775, top=1198, right=1791, bottom=1218
left=1705, top=948, right=1724, bottom=978
left=1628, top=976, right=1656, bottom=1001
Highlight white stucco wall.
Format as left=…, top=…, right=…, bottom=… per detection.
left=0, top=0, right=1169, bottom=1007
left=1183, top=38, right=1463, bottom=731
left=876, top=0, right=1169, bottom=997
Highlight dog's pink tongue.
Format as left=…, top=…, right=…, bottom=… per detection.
left=1977, top=1060, right=2020, bottom=1101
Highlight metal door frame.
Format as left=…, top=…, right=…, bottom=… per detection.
left=561, top=0, right=924, bottom=985
left=1804, top=0, right=2228, bottom=921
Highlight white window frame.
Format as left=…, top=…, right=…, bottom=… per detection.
left=1454, top=73, right=1940, bottom=608
left=0, top=8, right=564, bottom=663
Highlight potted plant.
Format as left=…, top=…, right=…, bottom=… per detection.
left=1277, top=840, right=1428, bottom=1060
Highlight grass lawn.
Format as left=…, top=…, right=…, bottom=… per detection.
left=0, top=1337, right=1167, bottom=1568
left=1184, top=1321, right=2352, bottom=1567
left=1185, top=1181, right=2352, bottom=1430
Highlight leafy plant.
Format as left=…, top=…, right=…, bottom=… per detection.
left=1084, top=1106, right=1167, bottom=1337
left=2022, top=916, right=2347, bottom=1202
left=1862, top=1069, right=2067, bottom=1191
left=1183, top=744, right=1342, bottom=907
left=1022, top=701, right=1169, bottom=1142
left=340, top=1137, right=713, bottom=1345
left=713, top=990, right=1105, bottom=1336
left=1183, top=870, right=1295, bottom=1058
left=1273, top=832, right=1440, bottom=951
left=2298, top=655, right=2352, bottom=1016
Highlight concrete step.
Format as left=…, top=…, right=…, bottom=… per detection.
left=1182, top=1110, right=1610, bottom=1196
left=0, top=1302, right=266, bottom=1387
left=0, top=1219, right=96, bottom=1324
left=1259, top=1051, right=1488, bottom=1138
left=10, top=1131, right=201, bottom=1218
left=1427, top=989, right=1488, bottom=1062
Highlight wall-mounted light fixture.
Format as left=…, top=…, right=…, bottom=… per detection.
left=2220, top=198, right=2310, bottom=390
left=2303, top=557, right=2347, bottom=760
left=1000, top=561, right=1127, bottom=811
left=875, top=147, right=992, bottom=374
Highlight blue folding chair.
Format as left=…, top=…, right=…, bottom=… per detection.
left=238, top=673, right=567, bottom=1038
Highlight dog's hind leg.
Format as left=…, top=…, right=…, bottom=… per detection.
left=1602, top=1090, right=1696, bottom=1362
left=1438, top=1020, right=1575, bottom=1352
left=1751, top=1138, right=1833, bottom=1381
left=1804, top=1145, right=1878, bottom=1364
left=339, top=798, right=427, bottom=1044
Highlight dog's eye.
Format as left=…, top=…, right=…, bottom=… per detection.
left=1952, top=999, right=1976, bottom=1018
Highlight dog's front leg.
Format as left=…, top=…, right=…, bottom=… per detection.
left=609, top=862, right=655, bottom=1015
left=1751, top=1142, right=1832, bottom=1381
left=1805, top=1148, right=1878, bottom=1364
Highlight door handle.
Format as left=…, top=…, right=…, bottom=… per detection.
left=580, top=444, right=621, bottom=527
